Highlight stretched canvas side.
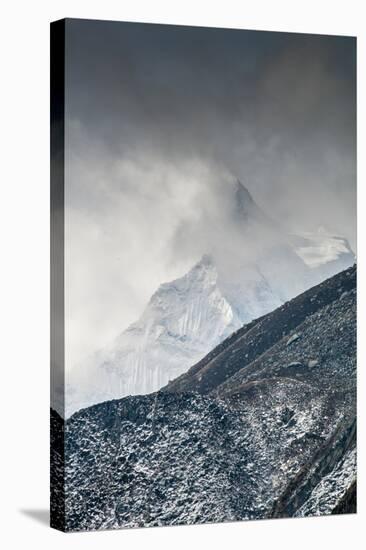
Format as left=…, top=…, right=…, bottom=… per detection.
left=50, top=19, right=66, bottom=532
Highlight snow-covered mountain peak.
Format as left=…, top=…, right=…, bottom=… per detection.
left=64, top=178, right=355, bottom=418
left=234, top=180, right=262, bottom=221
left=235, top=180, right=255, bottom=208
left=291, top=230, right=355, bottom=282
left=232, top=180, right=279, bottom=237
left=136, top=255, right=221, bottom=330
left=154, top=254, right=216, bottom=297
left=66, top=254, right=243, bottom=416
left=293, top=231, right=354, bottom=268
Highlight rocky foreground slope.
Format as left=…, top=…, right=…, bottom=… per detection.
left=51, top=265, right=356, bottom=531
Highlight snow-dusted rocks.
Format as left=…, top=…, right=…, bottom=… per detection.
left=51, top=265, right=356, bottom=531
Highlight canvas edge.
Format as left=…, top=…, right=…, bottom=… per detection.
left=50, top=18, right=66, bottom=533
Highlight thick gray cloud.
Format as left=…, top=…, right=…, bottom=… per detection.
left=64, top=19, right=356, bottom=368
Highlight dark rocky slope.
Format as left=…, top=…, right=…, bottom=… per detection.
left=163, top=265, right=356, bottom=395
left=51, top=266, right=356, bottom=531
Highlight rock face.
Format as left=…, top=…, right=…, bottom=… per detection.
left=51, top=265, right=356, bottom=531
left=64, top=181, right=354, bottom=417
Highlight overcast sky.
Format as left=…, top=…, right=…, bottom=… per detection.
left=64, top=19, right=356, bottom=368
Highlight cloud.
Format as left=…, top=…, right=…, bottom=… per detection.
left=63, top=20, right=356, bottom=367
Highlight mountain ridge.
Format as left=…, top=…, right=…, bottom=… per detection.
left=51, top=264, right=356, bottom=531
left=63, top=180, right=355, bottom=417
left=163, top=265, right=356, bottom=396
